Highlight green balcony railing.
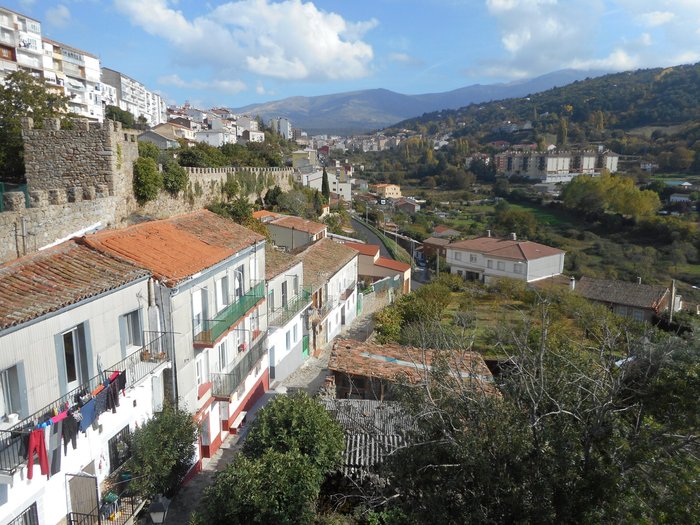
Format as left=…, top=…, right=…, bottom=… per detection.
left=268, top=288, right=312, bottom=327
left=193, top=281, right=265, bottom=347
left=211, top=336, right=267, bottom=398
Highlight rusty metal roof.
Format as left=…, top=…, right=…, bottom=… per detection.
left=0, top=240, right=150, bottom=331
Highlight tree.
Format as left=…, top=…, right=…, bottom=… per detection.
left=138, top=141, right=161, bottom=163
left=0, top=70, right=69, bottom=182
left=265, top=185, right=283, bottom=208
left=132, top=157, right=162, bottom=202
left=243, top=391, right=344, bottom=474
left=105, top=105, right=136, bottom=128
left=129, top=405, right=197, bottom=498
left=321, top=167, right=330, bottom=203
left=197, top=449, right=322, bottom=525
left=162, top=160, right=189, bottom=194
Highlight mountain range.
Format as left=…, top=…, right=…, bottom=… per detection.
left=230, top=69, right=606, bottom=135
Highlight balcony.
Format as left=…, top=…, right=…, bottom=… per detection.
left=0, top=333, right=168, bottom=475
left=193, top=281, right=265, bottom=348
left=210, top=335, right=267, bottom=399
left=268, top=289, right=312, bottom=328
left=340, top=281, right=357, bottom=301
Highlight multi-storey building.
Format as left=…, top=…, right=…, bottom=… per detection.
left=83, top=211, right=268, bottom=460
left=494, top=149, right=619, bottom=182
left=0, top=240, right=170, bottom=524
left=269, top=117, right=292, bottom=140
left=0, top=7, right=43, bottom=81
left=42, top=39, right=104, bottom=121
left=101, top=67, right=166, bottom=125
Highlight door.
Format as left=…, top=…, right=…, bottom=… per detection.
left=341, top=305, right=346, bottom=326
left=281, top=281, right=288, bottom=308
left=67, top=473, right=99, bottom=523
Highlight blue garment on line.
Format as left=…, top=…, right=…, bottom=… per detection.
left=79, top=398, right=96, bottom=433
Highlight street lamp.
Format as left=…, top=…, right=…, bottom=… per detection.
left=149, top=495, right=170, bottom=524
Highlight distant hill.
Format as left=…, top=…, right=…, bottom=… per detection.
left=390, top=63, right=700, bottom=139
left=230, top=70, right=605, bottom=135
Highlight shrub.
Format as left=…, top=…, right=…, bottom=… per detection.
left=138, top=141, right=160, bottom=163
left=162, top=160, right=189, bottom=194
left=132, top=157, right=162, bottom=202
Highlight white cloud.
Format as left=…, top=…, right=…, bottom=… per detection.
left=569, top=49, right=639, bottom=71
left=45, top=5, right=71, bottom=27
left=158, top=74, right=246, bottom=94
left=115, top=0, right=376, bottom=81
left=637, top=11, right=675, bottom=27
left=388, top=52, right=423, bottom=67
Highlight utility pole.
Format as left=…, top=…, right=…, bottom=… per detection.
left=670, top=279, right=676, bottom=324
left=436, top=251, right=440, bottom=276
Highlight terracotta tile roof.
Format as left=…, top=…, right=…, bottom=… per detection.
left=329, top=339, right=494, bottom=388
left=375, top=257, right=411, bottom=272
left=294, top=238, right=357, bottom=291
left=270, top=215, right=327, bottom=235
left=252, top=210, right=281, bottom=221
left=0, top=240, right=150, bottom=331
left=423, top=236, right=450, bottom=246
left=344, top=241, right=380, bottom=257
left=265, top=246, right=299, bottom=280
left=448, top=236, right=563, bottom=261
left=83, top=210, right=264, bottom=286
left=575, top=276, right=669, bottom=310
left=433, top=224, right=457, bottom=234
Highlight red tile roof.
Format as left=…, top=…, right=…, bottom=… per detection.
left=84, top=210, right=264, bottom=286
left=329, top=339, right=494, bottom=389
left=344, top=241, right=380, bottom=257
left=270, top=215, right=327, bottom=235
left=433, top=225, right=455, bottom=234
left=265, top=245, right=299, bottom=279
left=448, top=236, right=563, bottom=261
left=375, top=257, right=411, bottom=272
left=0, top=240, right=150, bottom=330
left=252, top=210, right=281, bottom=221
left=294, top=238, right=357, bottom=291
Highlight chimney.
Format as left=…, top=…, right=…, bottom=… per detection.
left=510, top=232, right=517, bottom=241
left=637, top=277, right=642, bottom=284
left=486, top=229, right=491, bottom=238
left=569, top=276, right=576, bottom=291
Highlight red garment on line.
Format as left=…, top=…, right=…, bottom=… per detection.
left=27, top=428, right=49, bottom=480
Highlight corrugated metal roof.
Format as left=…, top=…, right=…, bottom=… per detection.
left=83, top=210, right=264, bottom=287
left=0, top=240, right=150, bottom=331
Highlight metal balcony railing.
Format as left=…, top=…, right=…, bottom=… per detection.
left=0, top=333, right=167, bottom=474
left=340, top=281, right=357, bottom=301
left=268, top=289, right=312, bottom=328
left=193, top=281, right=265, bottom=347
left=211, top=336, right=267, bottom=399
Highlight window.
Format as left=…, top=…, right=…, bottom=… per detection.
left=215, top=276, right=229, bottom=312
left=62, top=325, right=88, bottom=391
left=513, top=263, right=523, bottom=274
left=293, top=275, right=299, bottom=295
left=195, top=352, right=209, bottom=386
left=122, top=310, right=143, bottom=348
left=0, top=365, right=20, bottom=418
left=235, top=265, right=245, bottom=297
left=192, top=288, right=207, bottom=336
left=293, top=324, right=298, bottom=343
left=497, top=261, right=505, bottom=271
left=8, top=503, right=38, bottom=525
left=282, top=281, right=288, bottom=307
left=469, top=254, right=477, bottom=263
left=487, top=260, right=493, bottom=269
left=218, top=340, right=228, bottom=371
left=455, top=251, right=462, bottom=261
left=286, top=331, right=291, bottom=351
left=632, top=309, right=645, bottom=322
left=268, top=289, right=275, bottom=311
left=108, top=426, right=131, bottom=473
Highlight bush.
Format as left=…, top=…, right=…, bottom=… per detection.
left=138, top=141, right=161, bottom=163
left=133, top=157, right=162, bottom=202
left=162, top=160, right=189, bottom=194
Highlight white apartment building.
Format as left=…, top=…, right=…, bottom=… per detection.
left=101, top=67, right=166, bottom=125
left=42, top=39, right=104, bottom=121
left=269, top=117, right=292, bottom=140
left=446, top=234, right=565, bottom=283
left=495, top=149, right=619, bottom=183
left=0, top=7, right=42, bottom=81
left=296, top=169, right=352, bottom=202
left=0, top=240, right=170, bottom=525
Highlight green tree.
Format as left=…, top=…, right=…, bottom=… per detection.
left=198, top=449, right=322, bottom=525
left=105, top=105, right=136, bottom=128
left=162, top=160, right=189, bottom=194
left=138, top=141, right=161, bottom=163
left=132, top=157, right=162, bottom=203
left=0, top=70, right=69, bottom=182
left=243, top=391, right=344, bottom=475
left=129, top=406, right=197, bottom=498
left=321, top=167, right=330, bottom=202
left=265, top=185, right=283, bottom=208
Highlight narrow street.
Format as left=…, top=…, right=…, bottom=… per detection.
left=350, top=217, right=392, bottom=258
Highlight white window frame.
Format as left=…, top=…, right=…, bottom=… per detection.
left=0, top=365, right=20, bottom=418
left=215, top=275, right=229, bottom=313
left=285, top=330, right=291, bottom=351
left=122, top=309, right=143, bottom=348
left=497, top=261, right=505, bottom=271
left=513, top=263, right=523, bottom=274
left=487, top=259, right=493, bottom=269
left=293, top=324, right=298, bottom=343
left=469, top=253, right=477, bottom=263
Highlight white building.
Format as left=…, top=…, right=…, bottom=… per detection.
left=446, top=234, right=565, bottom=283
left=269, top=117, right=292, bottom=140
left=84, top=211, right=268, bottom=462
left=0, top=7, right=42, bottom=81
left=101, top=67, right=166, bottom=125
left=0, top=240, right=169, bottom=525
left=195, top=129, right=236, bottom=147
left=296, top=169, right=352, bottom=202
left=495, top=149, right=619, bottom=183
left=265, top=248, right=311, bottom=382
left=294, top=238, right=358, bottom=354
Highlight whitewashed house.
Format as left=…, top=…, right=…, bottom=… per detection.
left=446, top=234, right=565, bottom=283
left=0, top=239, right=169, bottom=525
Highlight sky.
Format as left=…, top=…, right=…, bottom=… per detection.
left=8, top=0, right=700, bottom=108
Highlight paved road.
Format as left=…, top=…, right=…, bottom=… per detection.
left=350, top=217, right=392, bottom=258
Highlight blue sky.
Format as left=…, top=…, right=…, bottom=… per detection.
left=9, top=1, right=700, bottom=108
